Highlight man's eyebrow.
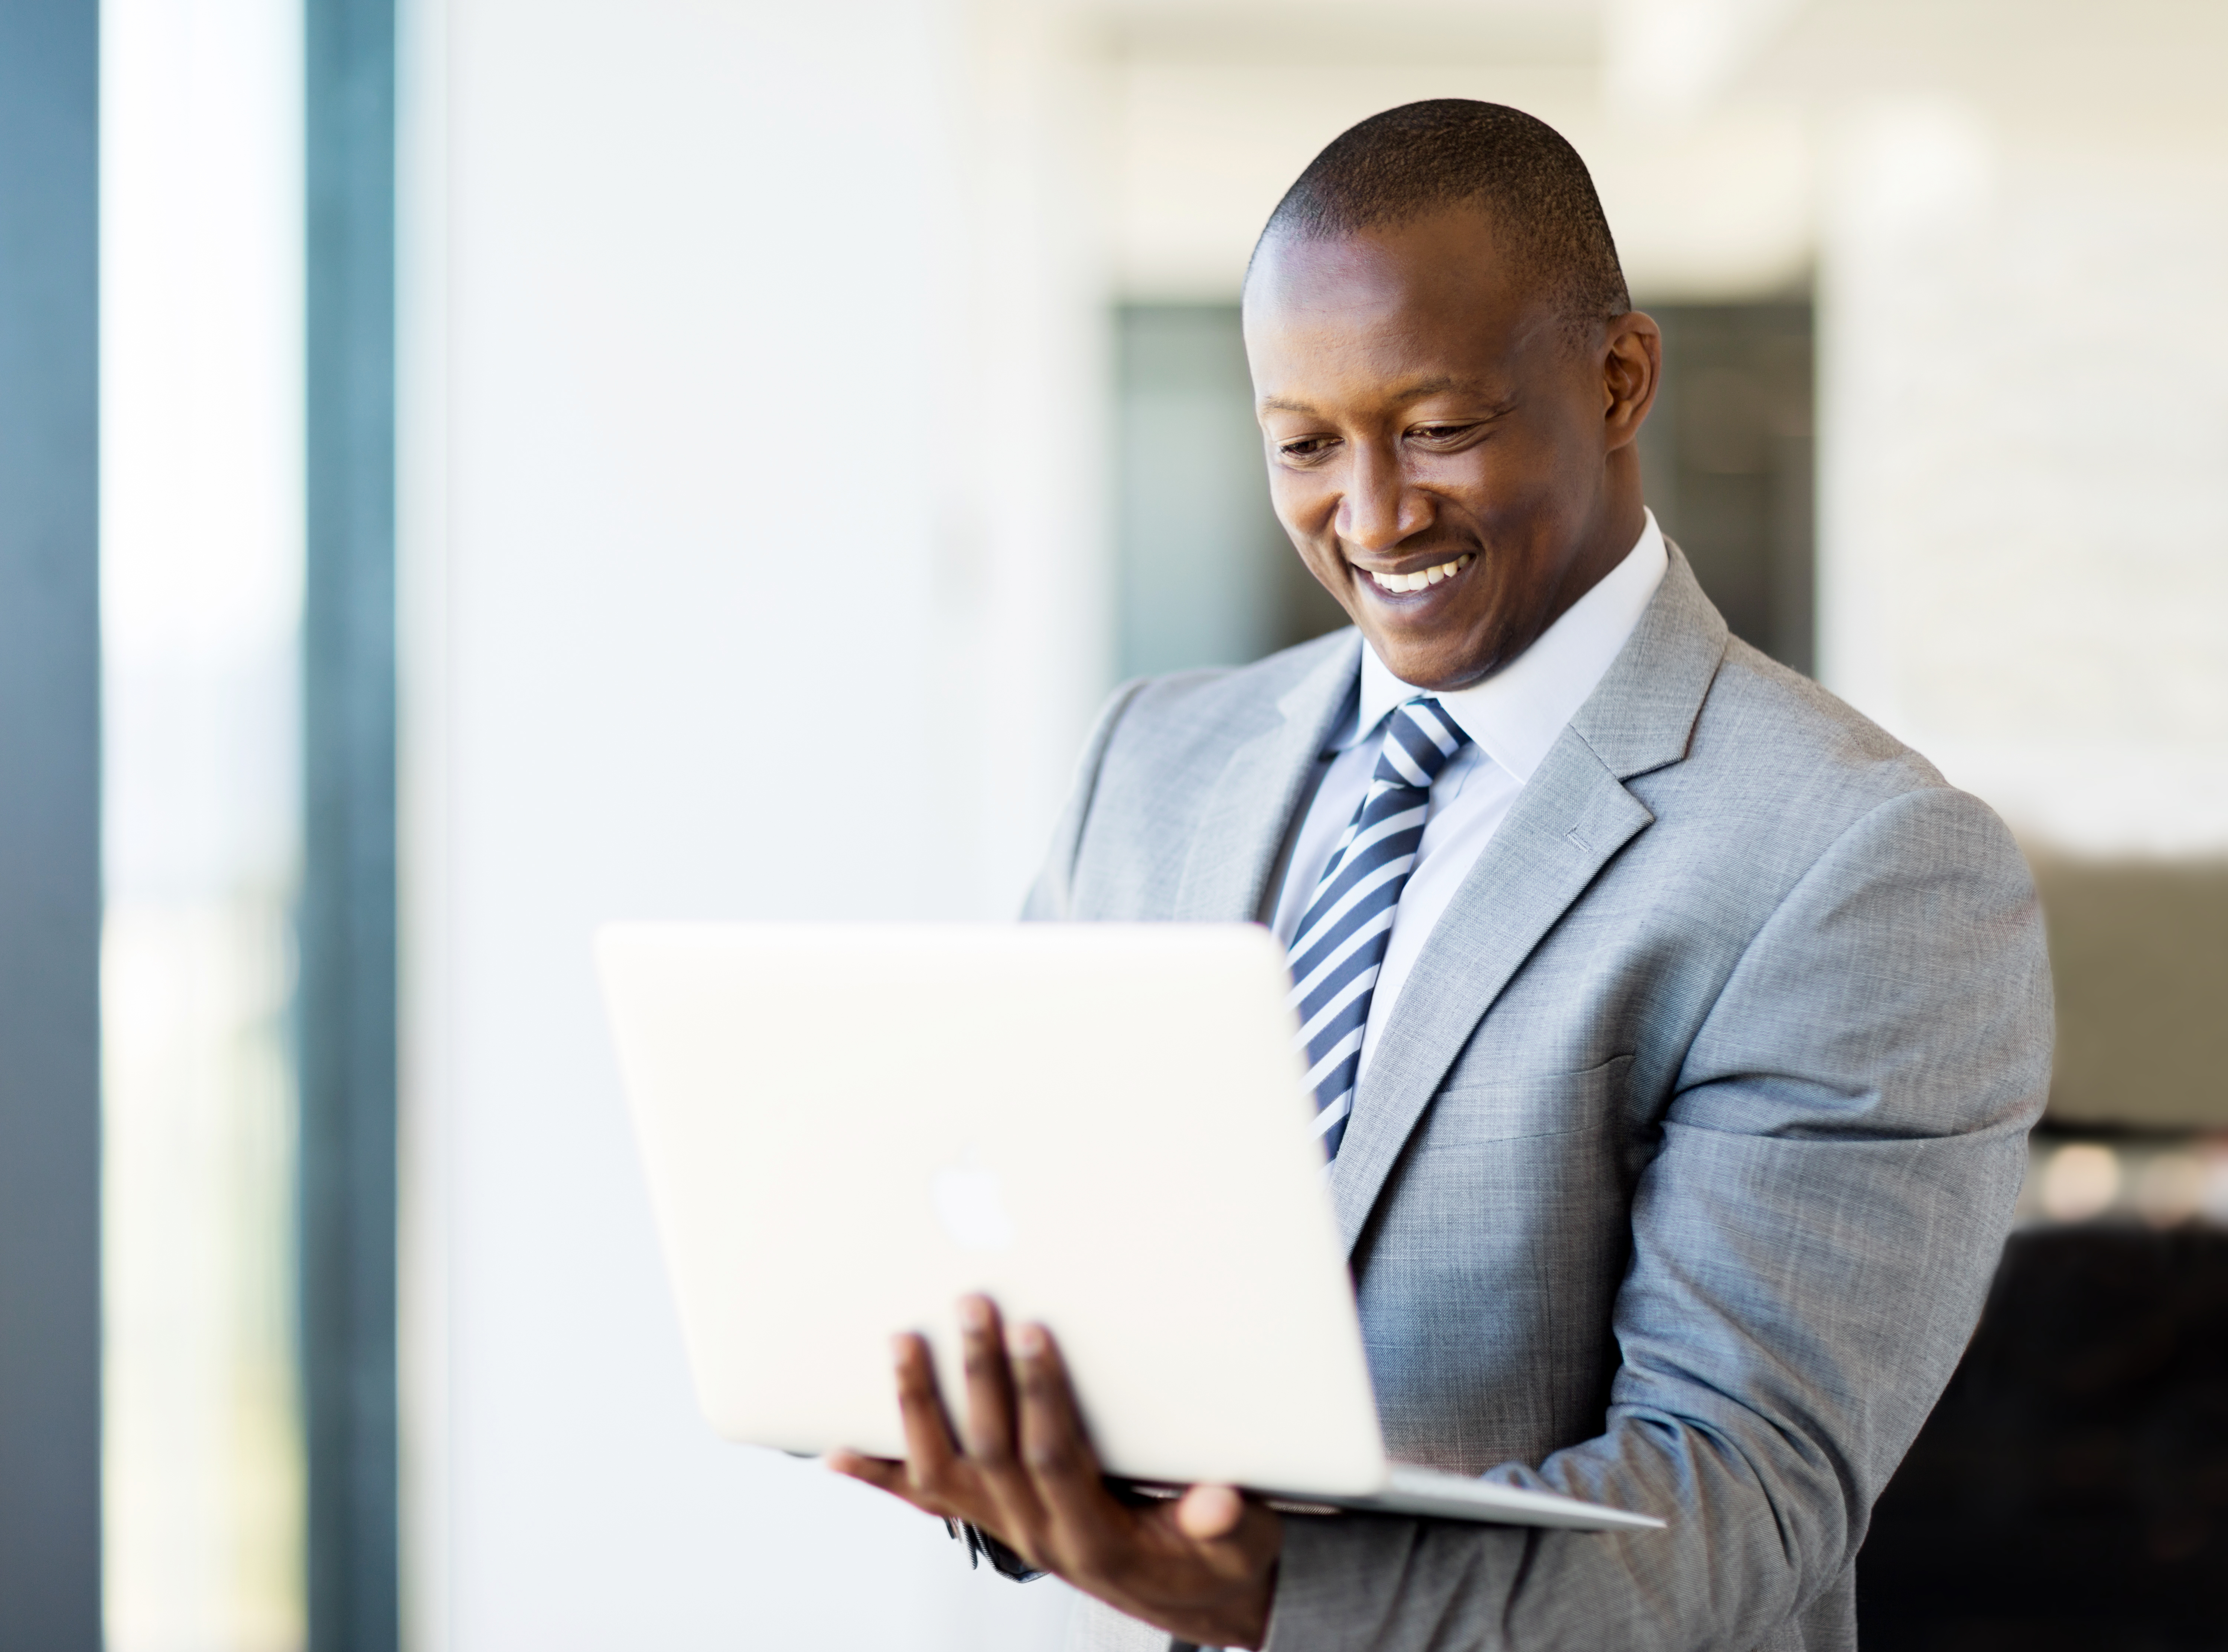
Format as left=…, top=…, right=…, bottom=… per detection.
left=1257, top=378, right=1516, bottom=416
left=1393, top=375, right=1518, bottom=408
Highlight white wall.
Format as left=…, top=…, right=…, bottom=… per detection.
left=402, top=1, right=1102, bottom=1644
left=1797, top=4, right=2228, bottom=853
left=1108, top=49, right=1813, bottom=304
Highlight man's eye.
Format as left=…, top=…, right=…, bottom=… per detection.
left=1411, top=424, right=1479, bottom=443
left=1279, top=437, right=1339, bottom=460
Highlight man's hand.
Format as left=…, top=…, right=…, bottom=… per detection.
left=827, top=1294, right=1283, bottom=1649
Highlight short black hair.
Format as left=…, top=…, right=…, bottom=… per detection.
left=1254, top=100, right=1630, bottom=341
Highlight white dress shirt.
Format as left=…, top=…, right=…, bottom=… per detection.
left=1268, top=511, right=1669, bottom=1077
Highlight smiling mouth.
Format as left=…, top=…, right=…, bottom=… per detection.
left=1358, top=552, right=1475, bottom=595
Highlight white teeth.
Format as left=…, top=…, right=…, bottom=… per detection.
left=1367, top=553, right=1473, bottom=594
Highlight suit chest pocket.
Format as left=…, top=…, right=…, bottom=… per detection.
left=1423, top=1053, right=1632, bottom=1145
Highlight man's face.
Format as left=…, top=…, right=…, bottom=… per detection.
left=1243, top=209, right=1657, bottom=691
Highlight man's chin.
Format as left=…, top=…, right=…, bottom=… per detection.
left=1360, top=626, right=1499, bottom=693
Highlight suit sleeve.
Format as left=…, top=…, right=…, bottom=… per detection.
left=1265, top=785, right=2054, bottom=1652
left=1021, top=678, right=1149, bottom=923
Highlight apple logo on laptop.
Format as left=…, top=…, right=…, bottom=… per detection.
left=932, top=1146, right=1014, bottom=1251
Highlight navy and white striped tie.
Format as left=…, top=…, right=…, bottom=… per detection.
left=1286, top=698, right=1469, bottom=1160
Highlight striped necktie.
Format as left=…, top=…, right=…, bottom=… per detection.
left=1286, top=697, right=1469, bottom=1160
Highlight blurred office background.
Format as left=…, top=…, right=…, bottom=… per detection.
left=0, top=0, right=2218, bottom=1647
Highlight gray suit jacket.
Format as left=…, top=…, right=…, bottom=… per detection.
left=1027, top=551, right=2053, bottom=1652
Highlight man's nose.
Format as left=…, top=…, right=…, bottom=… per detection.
left=1335, top=447, right=1430, bottom=553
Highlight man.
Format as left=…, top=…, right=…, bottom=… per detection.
left=832, top=100, right=2051, bottom=1651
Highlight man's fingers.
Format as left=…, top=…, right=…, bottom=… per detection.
left=1012, top=1323, right=1102, bottom=1483
left=849, top=1310, right=1281, bottom=1639
left=826, top=1449, right=948, bottom=1517
left=1153, top=1485, right=1286, bottom=1587
left=825, top=1448, right=905, bottom=1491
left=1174, top=1483, right=1245, bottom=1540
left=957, top=1296, right=1056, bottom=1560
left=1012, top=1322, right=1126, bottom=1576
left=957, top=1296, right=1020, bottom=1466
left=891, top=1332, right=964, bottom=1499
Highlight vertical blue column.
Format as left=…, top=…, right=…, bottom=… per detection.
left=303, top=0, right=398, bottom=1648
left=0, top=1, right=102, bottom=1646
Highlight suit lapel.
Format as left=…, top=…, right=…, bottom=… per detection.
left=1328, top=738, right=1650, bottom=1250
left=1329, top=547, right=1731, bottom=1253
left=1173, top=634, right=1360, bottom=923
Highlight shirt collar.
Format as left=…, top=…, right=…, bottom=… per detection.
left=1350, top=509, right=1670, bottom=783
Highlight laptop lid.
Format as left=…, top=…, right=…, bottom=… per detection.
left=596, top=921, right=1389, bottom=1495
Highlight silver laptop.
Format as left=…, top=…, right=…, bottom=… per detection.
left=597, top=921, right=1662, bottom=1534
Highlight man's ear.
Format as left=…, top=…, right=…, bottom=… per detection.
left=1602, top=311, right=1661, bottom=451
